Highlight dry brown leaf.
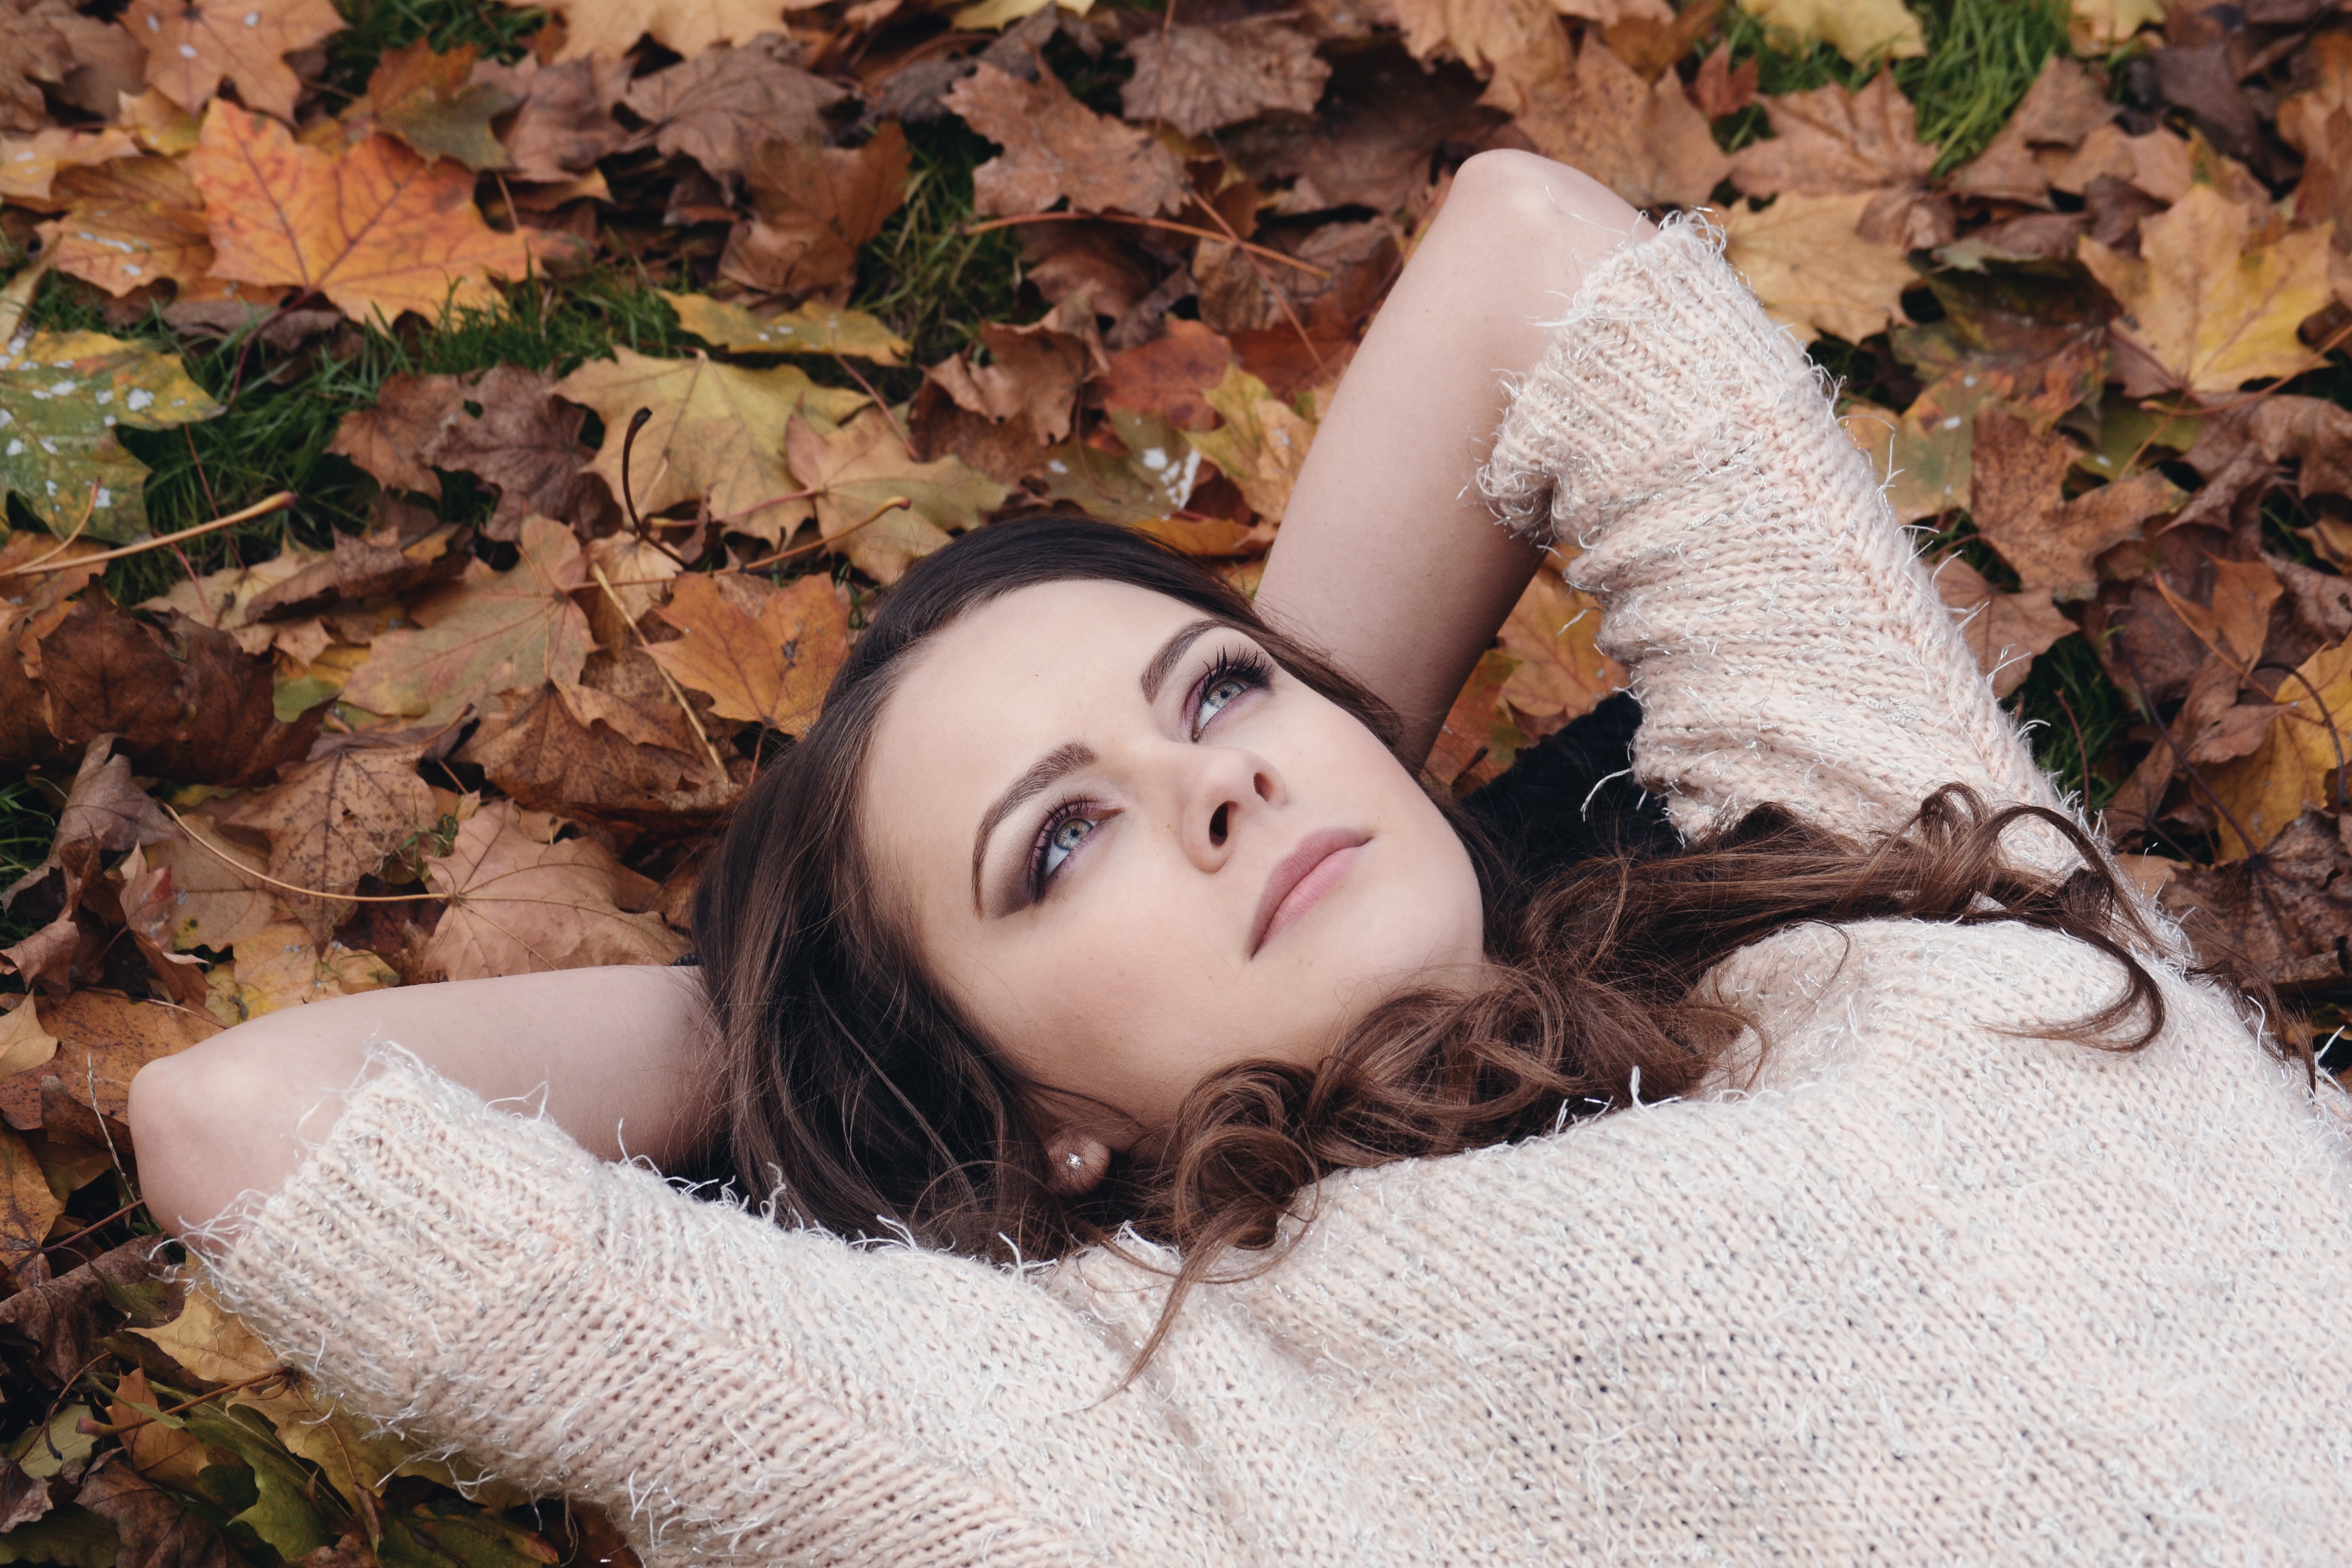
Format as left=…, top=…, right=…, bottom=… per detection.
left=1222, top=43, right=1500, bottom=218
left=624, top=37, right=846, bottom=179
left=0, top=996, right=59, bottom=1082
left=1120, top=20, right=1331, bottom=139
left=1735, top=0, right=1923, bottom=65
left=118, top=0, right=344, bottom=121
left=1390, top=0, right=1569, bottom=103
left=2158, top=810, right=2352, bottom=983
left=1968, top=405, right=2182, bottom=600
left=242, top=528, right=468, bottom=622
left=218, top=739, right=437, bottom=939
left=1945, top=56, right=2114, bottom=205
left=1933, top=555, right=2077, bottom=699
left=469, top=54, right=631, bottom=183
left=141, top=821, right=274, bottom=953
left=2152, top=556, right=2283, bottom=672
left=1187, top=362, right=1317, bottom=523
left=37, top=156, right=212, bottom=297
left=419, top=800, right=685, bottom=979
left=109, top=1368, right=215, bottom=1492
left=529, top=0, right=807, bottom=63
left=945, top=62, right=1190, bottom=219
left=204, top=919, right=398, bottom=1023
left=0, top=127, right=139, bottom=209
left=924, top=307, right=1098, bottom=445
left=649, top=573, right=848, bottom=734
left=0, top=1123, right=63, bottom=1264
left=423, top=364, right=617, bottom=540
left=1496, top=566, right=1624, bottom=733
left=1689, top=43, right=1758, bottom=119
left=117, top=846, right=211, bottom=1008
left=1096, top=319, right=1235, bottom=431
left=786, top=408, right=1014, bottom=583
left=1728, top=72, right=1937, bottom=198
left=722, top=122, right=910, bottom=299
left=1721, top=191, right=1916, bottom=344
left=37, top=989, right=218, bottom=1122
left=463, top=679, right=728, bottom=828
left=326, top=372, right=470, bottom=499
left=1, top=0, right=76, bottom=133
left=1195, top=218, right=1396, bottom=339
left=1510, top=36, right=1730, bottom=209
left=2, top=738, right=174, bottom=917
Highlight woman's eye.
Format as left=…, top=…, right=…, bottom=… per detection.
left=1039, top=814, right=1097, bottom=881
left=1198, top=675, right=1249, bottom=723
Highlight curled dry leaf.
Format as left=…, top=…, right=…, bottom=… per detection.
left=1945, top=57, right=2115, bottom=206
left=649, top=572, right=848, bottom=734
left=722, top=122, right=910, bottom=299
left=1721, top=191, right=1917, bottom=345
left=0, top=127, right=138, bottom=207
left=185, top=103, right=537, bottom=327
left=945, top=63, right=1191, bottom=219
left=624, top=38, right=848, bottom=180
left=555, top=348, right=867, bottom=544
left=1223, top=43, right=1499, bottom=218
left=141, top=823, right=273, bottom=953
left=423, top=364, right=617, bottom=540
left=464, top=681, right=731, bottom=828
left=924, top=310, right=1098, bottom=445
left=326, top=372, right=470, bottom=499
left=1968, top=405, right=2183, bottom=600
left=4, top=737, right=174, bottom=915
left=1932, top=554, right=2076, bottom=699
left=469, top=55, right=632, bottom=183
left=243, top=525, right=468, bottom=624
left=1509, top=36, right=1729, bottom=210
left=116, top=0, right=344, bottom=122
left=0, top=329, right=222, bottom=541
left=1120, top=21, right=1331, bottom=140
left=419, top=800, right=686, bottom=980
left=0, top=0, right=76, bottom=133
left=118, top=847, right=211, bottom=1007
left=2159, top=809, right=2352, bottom=983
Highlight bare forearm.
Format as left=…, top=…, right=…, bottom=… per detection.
left=1256, top=152, right=1650, bottom=764
left=129, top=965, right=717, bottom=1247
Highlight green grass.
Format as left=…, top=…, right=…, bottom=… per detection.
left=848, top=121, right=1028, bottom=403
left=0, top=777, right=62, bottom=949
left=2007, top=633, right=2136, bottom=812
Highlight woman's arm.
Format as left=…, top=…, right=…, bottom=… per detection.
left=1256, top=151, right=1650, bottom=765
left=129, top=964, right=717, bottom=1239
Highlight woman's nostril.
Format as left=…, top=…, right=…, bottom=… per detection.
left=1210, top=803, right=1230, bottom=845
left=1255, top=771, right=1276, bottom=802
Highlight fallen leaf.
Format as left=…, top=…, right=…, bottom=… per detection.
left=326, top=372, right=470, bottom=499
left=2174, top=651, right=2283, bottom=766
left=2205, top=631, right=2352, bottom=859
left=662, top=290, right=908, bottom=363
left=1222, top=42, right=1500, bottom=218
left=463, top=680, right=728, bottom=828
left=2070, top=0, right=2164, bottom=50
left=649, top=572, right=847, bottom=733
left=945, top=62, right=1191, bottom=218
left=3, top=737, right=174, bottom=916
left=623, top=37, right=847, bottom=179
left=422, top=364, right=616, bottom=540
left=785, top=408, right=1012, bottom=583
left=1187, top=362, right=1316, bottom=523
left=1390, top=0, right=1570, bottom=102
left=141, top=820, right=274, bottom=952
left=1425, top=648, right=1529, bottom=792
left=0, top=329, right=222, bottom=541
left=242, top=528, right=468, bottom=622
left=1946, top=56, right=2114, bottom=205
left=204, top=919, right=398, bottom=1023
left=1968, top=405, right=2182, bottom=599
left=1495, top=566, right=1624, bottom=733
left=0, top=996, right=59, bottom=1081
left=2191, top=394, right=2352, bottom=502
left=468, top=55, right=631, bottom=183
left=217, top=739, right=436, bottom=939
left=2153, top=555, right=2283, bottom=673
left=0, top=1240, right=185, bottom=1386
left=0, top=128, right=140, bottom=207
left=555, top=348, right=867, bottom=543
left=419, top=800, right=687, bottom=979
left=1037, top=412, right=1246, bottom=550
left=2159, top=809, right=2352, bottom=984
left=116, top=0, right=342, bottom=121
left=1195, top=218, right=1397, bottom=338
left=109, top=1368, right=215, bottom=1492
left=341, top=517, right=595, bottom=728
left=185, top=103, right=538, bottom=327
left=1721, top=191, right=1917, bottom=344
left=356, top=40, right=517, bottom=171
left=1120, top=20, right=1331, bottom=139
left=2078, top=186, right=2335, bottom=396
left=1735, top=0, right=1924, bottom=66
left=0, top=921, right=81, bottom=997
left=75, top=1454, right=234, bottom=1568
left=1096, top=318, right=1235, bottom=430
left=528, top=0, right=811, bottom=63
left=1688, top=42, right=1758, bottom=119
left=117, top=847, right=211, bottom=1007
left=924, top=306, right=1098, bottom=445
left=37, top=156, right=213, bottom=298
left=38, top=990, right=217, bottom=1121
left=1510, top=35, right=1730, bottom=209
left=722, top=122, right=909, bottom=298
left=1932, top=554, right=2077, bottom=698
left=0, top=1122, right=63, bottom=1259
left=1, top=0, right=75, bottom=133
left=1729, top=71, right=1937, bottom=198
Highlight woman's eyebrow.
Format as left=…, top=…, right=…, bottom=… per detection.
left=1140, top=618, right=1222, bottom=702
left=972, top=741, right=1097, bottom=912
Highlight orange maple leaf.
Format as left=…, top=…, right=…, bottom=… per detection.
left=649, top=574, right=849, bottom=736
left=119, top=0, right=345, bottom=123
left=185, top=102, right=536, bottom=326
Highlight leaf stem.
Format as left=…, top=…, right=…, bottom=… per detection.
left=1, top=492, right=298, bottom=580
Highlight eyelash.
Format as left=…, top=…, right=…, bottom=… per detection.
left=1022, top=644, right=1278, bottom=899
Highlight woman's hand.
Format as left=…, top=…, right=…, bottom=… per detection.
left=1255, top=151, right=1650, bottom=766
left=128, top=963, right=718, bottom=1254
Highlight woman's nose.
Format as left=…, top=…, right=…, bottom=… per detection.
left=1176, top=746, right=1283, bottom=870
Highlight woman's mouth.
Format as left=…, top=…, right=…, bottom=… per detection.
left=1250, top=829, right=1368, bottom=956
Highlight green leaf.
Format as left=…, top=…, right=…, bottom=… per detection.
left=379, top=1502, right=557, bottom=1568
left=0, top=331, right=223, bottom=543
left=194, top=1462, right=258, bottom=1517
left=0, top=1505, right=119, bottom=1568
left=6, top=1408, right=94, bottom=1482
left=660, top=291, right=909, bottom=365
left=176, top=1404, right=337, bottom=1563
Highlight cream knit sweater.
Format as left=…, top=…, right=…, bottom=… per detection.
left=206, top=224, right=2352, bottom=1565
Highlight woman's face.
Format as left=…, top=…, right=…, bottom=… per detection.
left=862, top=579, right=1486, bottom=1145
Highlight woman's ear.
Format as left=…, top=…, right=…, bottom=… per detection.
left=1045, top=1134, right=1112, bottom=1196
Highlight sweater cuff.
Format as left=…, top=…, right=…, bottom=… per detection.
left=199, top=1045, right=607, bottom=1450
left=1479, top=214, right=1823, bottom=546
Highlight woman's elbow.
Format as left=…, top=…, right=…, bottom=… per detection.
left=128, top=1043, right=309, bottom=1250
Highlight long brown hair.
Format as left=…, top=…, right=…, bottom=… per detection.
left=690, top=514, right=2294, bottom=1370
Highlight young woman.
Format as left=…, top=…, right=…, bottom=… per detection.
left=130, top=151, right=2352, bottom=1562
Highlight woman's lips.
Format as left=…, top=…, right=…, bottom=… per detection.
left=1249, top=829, right=1368, bottom=956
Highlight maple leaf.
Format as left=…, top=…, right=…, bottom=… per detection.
left=650, top=572, right=848, bottom=733
left=138, top=542, right=322, bottom=653
left=1039, top=411, right=1251, bottom=552
left=662, top=290, right=909, bottom=364
left=37, top=989, right=217, bottom=1121
left=945, top=63, right=1190, bottom=218
left=2078, top=186, right=2335, bottom=396
left=1735, top=0, right=1923, bottom=66
left=326, top=371, right=470, bottom=498
left=204, top=918, right=398, bottom=1023
left=463, top=677, right=730, bottom=828
left=1196, top=218, right=1396, bottom=341
left=1968, top=406, right=2183, bottom=600
left=521, top=0, right=815, bottom=64
left=1946, top=57, right=2114, bottom=206
left=218, top=738, right=437, bottom=939
left=722, top=122, right=910, bottom=298
left=0, top=329, right=221, bottom=541
left=1932, top=554, right=2076, bottom=699
left=118, top=0, right=345, bottom=122
left=1728, top=73, right=1936, bottom=200
left=420, top=800, right=685, bottom=979
left=242, top=526, right=468, bottom=621
left=2277, top=32, right=2352, bottom=160
left=1097, top=320, right=1234, bottom=431
left=185, top=103, right=537, bottom=327
left=1187, top=362, right=1317, bottom=523
left=0, top=1123, right=62, bottom=1256
left=555, top=347, right=866, bottom=542
left=0, top=996, right=57, bottom=1082
left=1120, top=20, right=1331, bottom=139
left=1510, top=36, right=1729, bottom=210
left=1496, top=566, right=1624, bottom=733
left=0, top=127, right=138, bottom=205
left=2206, top=632, right=2352, bottom=860
left=786, top=408, right=1012, bottom=583
left=141, top=818, right=273, bottom=952
left=355, top=41, right=519, bottom=172
left=341, top=517, right=595, bottom=729
left=1689, top=43, right=1759, bottom=120
left=37, top=156, right=213, bottom=298
left=623, top=38, right=847, bottom=179
left=468, top=55, right=630, bottom=183
left=2070, top=0, right=2164, bottom=50
left=1221, top=44, right=1499, bottom=217
left=423, top=364, right=617, bottom=540
left=2153, top=555, right=2283, bottom=674
left=1389, top=0, right=1570, bottom=100
left=1721, top=192, right=1917, bottom=345
left=1427, top=649, right=1531, bottom=792
left=924, top=305, right=1100, bottom=445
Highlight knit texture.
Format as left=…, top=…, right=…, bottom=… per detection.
left=204, top=224, right=2352, bottom=1566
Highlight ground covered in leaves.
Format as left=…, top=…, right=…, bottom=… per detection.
left=4, top=0, right=2352, bottom=1562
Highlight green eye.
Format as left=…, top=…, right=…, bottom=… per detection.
left=1040, top=814, right=1096, bottom=881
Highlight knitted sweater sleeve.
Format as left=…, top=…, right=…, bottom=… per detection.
left=1480, top=217, right=2062, bottom=841
left=198, top=1048, right=1229, bottom=1567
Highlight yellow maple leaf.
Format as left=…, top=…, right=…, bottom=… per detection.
left=1721, top=191, right=1917, bottom=344
left=1736, top=0, right=1924, bottom=66
left=120, top=0, right=346, bottom=122
left=1187, top=363, right=1318, bottom=524
left=555, top=347, right=868, bottom=543
left=2207, top=634, right=2352, bottom=861
left=785, top=408, right=1014, bottom=583
left=2078, top=186, right=2334, bottom=395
